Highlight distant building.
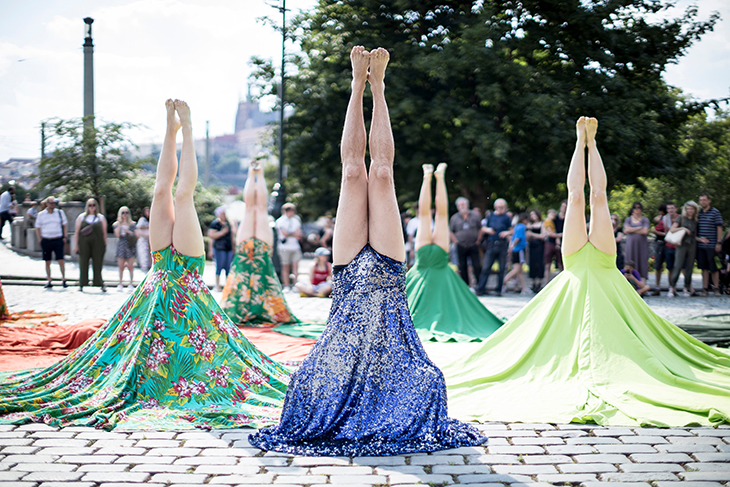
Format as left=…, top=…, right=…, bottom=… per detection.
left=0, top=158, right=39, bottom=188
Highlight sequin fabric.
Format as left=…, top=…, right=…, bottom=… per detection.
left=249, top=245, right=487, bottom=456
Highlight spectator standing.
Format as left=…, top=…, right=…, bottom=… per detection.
left=0, top=186, right=16, bottom=239
left=74, top=198, right=107, bottom=292
left=661, top=203, right=678, bottom=289
left=611, top=213, right=625, bottom=269
left=668, top=200, right=699, bottom=297
left=476, top=198, right=512, bottom=296
left=136, top=207, right=152, bottom=273
left=207, top=206, right=235, bottom=292
left=697, top=193, right=724, bottom=296
left=652, top=204, right=670, bottom=294
left=503, top=212, right=530, bottom=294
left=113, top=206, right=137, bottom=292
left=623, top=202, right=650, bottom=283
left=35, top=196, right=68, bottom=289
left=449, top=197, right=482, bottom=286
left=526, top=210, right=544, bottom=292
left=405, top=203, right=420, bottom=267
left=275, top=202, right=302, bottom=290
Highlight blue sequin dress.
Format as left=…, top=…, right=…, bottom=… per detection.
left=249, top=245, right=486, bottom=456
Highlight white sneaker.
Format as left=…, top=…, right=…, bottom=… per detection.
left=667, top=290, right=675, bottom=298
left=520, top=288, right=534, bottom=296
left=126, top=285, right=134, bottom=292
left=117, top=285, right=124, bottom=292
left=682, top=289, right=691, bottom=297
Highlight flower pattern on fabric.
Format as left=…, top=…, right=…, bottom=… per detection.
left=0, top=245, right=290, bottom=430
left=221, top=238, right=301, bottom=327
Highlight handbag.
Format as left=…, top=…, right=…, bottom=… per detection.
left=124, top=228, right=138, bottom=247
left=79, top=216, right=97, bottom=236
left=665, top=227, right=687, bottom=246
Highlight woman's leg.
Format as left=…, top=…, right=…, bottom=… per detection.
left=79, top=238, right=90, bottom=287
left=332, top=46, right=370, bottom=266
left=670, top=246, right=685, bottom=290
left=367, top=48, right=405, bottom=262
left=561, top=117, right=589, bottom=257
left=126, top=258, right=135, bottom=286
left=432, top=162, right=450, bottom=253
left=149, top=99, right=179, bottom=252
left=586, top=118, right=616, bottom=255
left=414, top=164, right=433, bottom=252
left=237, top=164, right=257, bottom=244
left=684, top=244, right=697, bottom=292
left=117, top=258, right=125, bottom=287
left=172, top=100, right=205, bottom=257
left=253, top=164, right=274, bottom=246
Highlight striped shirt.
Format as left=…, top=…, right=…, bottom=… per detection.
left=697, top=206, right=723, bottom=248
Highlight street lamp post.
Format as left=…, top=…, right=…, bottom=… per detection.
left=270, top=0, right=288, bottom=218
left=83, top=17, right=94, bottom=128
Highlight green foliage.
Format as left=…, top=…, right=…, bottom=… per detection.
left=249, top=0, right=719, bottom=218
left=37, top=117, right=152, bottom=199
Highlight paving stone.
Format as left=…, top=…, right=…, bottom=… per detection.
left=199, top=448, right=259, bottom=457
left=559, top=463, right=617, bottom=473
left=667, top=436, right=723, bottom=444
left=1, top=455, right=59, bottom=464
left=600, top=472, right=679, bottom=481
left=32, top=439, right=89, bottom=448
left=99, top=484, right=164, bottom=487
left=262, top=466, right=310, bottom=475
left=38, top=483, right=95, bottom=487
left=328, top=475, right=387, bottom=484
left=76, top=432, right=129, bottom=440
left=388, top=473, right=453, bottom=484
left=351, top=456, right=402, bottom=466
left=440, top=446, right=487, bottom=455
left=28, top=432, right=77, bottom=439
left=131, top=464, right=191, bottom=473
left=134, top=439, right=181, bottom=448
left=581, top=482, right=649, bottom=487
left=511, top=437, right=565, bottom=445
left=634, top=428, right=691, bottom=436
left=693, top=452, right=730, bottom=462
left=174, top=457, right=238, bottom=465
left=23, top=473, right=84, bottom=482
left=128, top=432, right=176, bottom=439
left=116, top=455, right=177, bottom=464
left=149, top=474, right=207, bottom=483
left=537, top=473, right=598, bottom=483
left=568, top=437, right=621, bottom=444
left=0, top=471, right=26, bottom=481
left=61, top=455, right=118, bottom=464
left=0, top=440, right=33, bottom=447
left=309, top=466, right=373, bottom=475
left=95, top=447, right=147, bottom=456
left=91, top=440, right=135, bottom=448
left=181, top=439, right=231, bottom=448
left=0, top=447, right=40, bottom=455
left=16, top=424, right=58, bottom=432
left=487, top=445, right=544, bottom=455
left=76, top=465, right=127, bottom=472
left=593, top=428, right=635, bottom=436
left=11, top=464, right=77, bottom=472
left=621, top=463, right=684, bottom=473
left=680, top=472, right=730, bottom=482
left=409, top=455, right=465, bottom=465
left=655, top=482, right=726, bottom=487
left=0, top=433, right=26, bottom=439
left=212, top=476, right=278, bottom=485
left=146, top=447, right=201, bottom=456
left=482, top=437, right=510, bottom=446
left=0, top=483, right=38, bottom=487
left=464, top=454, right=520, bottom=465
left=522, top=454, right=573, bottom=464
left=0, top=426, right=18, bottom=432
left=574, top=454, right=628, bottom=463
left=484, top=429, right=538, bottom=437
left=176, top=432, right=220, bottom=440
left=82, top=472, right=151, bottom=482
left=545, top=445, right=597, bottom=455
left=237, top=457, right=289, bottom=466
left=540, top=430, right=589, bottom=438
left=690, top=429, right=730, bottom=437
left=685, top=462, right=730, bottom=472
left=429, top=465, right=492, bottom=475
left=619, top=435, right=668, bottom=444
left=456, top=473, right=533, bottom=484
left=374, top=466, right=426, bottom=475
left=271, top=475, right=327, bottom=484
left=492, top=464, right=558, bottom=475
left=231, top=439, right=254, bottom=448
left=594, top=444, right=657, bottom=454
left=556, top=424, right=601, bottom=430
left=508, top=423, right=556, bottom=430
left=629, top=453, right=693, bottom=463
left=655, top=444, right=718, bottom=453
left=716, top=444, right=730, bottom=452
left=193, top=465, right=259, bottom=475
left=35, top=448, right=95, bottom=456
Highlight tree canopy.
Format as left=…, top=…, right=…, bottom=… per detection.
left=250, top=0, right=719, bottom=218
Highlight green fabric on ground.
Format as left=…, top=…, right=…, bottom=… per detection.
left=676, top=314, right=730, bottom=347
left=444, top=243, right=730, bottom=427
left=406, top=245, right=504, bottom=342
left=273, top=322, right=328, bottom=340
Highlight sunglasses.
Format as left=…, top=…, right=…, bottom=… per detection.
left=88, top=204, right=97, bottom=207
left=121, top=211, right=129, bottom=215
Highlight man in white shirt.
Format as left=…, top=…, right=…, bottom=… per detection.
left=275, top=203, right=302, bottom=290
left=35, top=196, right=68, bottom=289
left=0, top=186, right=16, bottom=239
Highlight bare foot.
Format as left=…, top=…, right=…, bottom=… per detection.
left=368, top=47, right=389, bottom=85
left=576, top=116, right=587, bottom=145
left=165, top=99, right=181, bottom=133
left=585, top=117, right=598, bottom=142
left=174, top=99, right=192, bottom=129
left=423, top=164, right=434, bottom=177
left=350, top=46, right=369, bottom=86
left=435, top=162, right=447, bottom=177
left=250, top=160, right=261, bottom=171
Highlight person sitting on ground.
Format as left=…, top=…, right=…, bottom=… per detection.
left=622, top=259, right=651, bottom=296
left=295, top=247, right=333, bottom=298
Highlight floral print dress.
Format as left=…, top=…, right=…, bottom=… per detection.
left=221, top=238, right=301, bottom=327
left=0, top=246, right=290, bottom=430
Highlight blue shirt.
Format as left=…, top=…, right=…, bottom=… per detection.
left=486, top=213, right=512, bottom=242
left=511, top=223, right=527, bottom=252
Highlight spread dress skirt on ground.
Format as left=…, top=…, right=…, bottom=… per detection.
left=221, top=238, right=302, bottom=328
left=444, top=242, right=730, bottom=427
left=406, top=244, right=504, bottom=342
left=0, top=245, right=290, bottom=430
left=250, top=245, right=486, bottom=456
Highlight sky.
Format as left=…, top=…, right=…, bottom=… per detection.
left=0, top=0, right=729, bottom=163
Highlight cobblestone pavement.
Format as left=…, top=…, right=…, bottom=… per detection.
left=2, top=241, right=730, bottom=486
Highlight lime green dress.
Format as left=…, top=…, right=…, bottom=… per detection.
left=0, top=246, right=290, bottom=430
left=445, top=243, right=730, bottom=426
left=221, top=238, right=301, bottom=328
left=406, top=245, right=504, bottom=342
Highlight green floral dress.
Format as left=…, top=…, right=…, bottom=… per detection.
left=221, top=238, right=301, bottom=327
left=0, top=246, right=290, bottom=430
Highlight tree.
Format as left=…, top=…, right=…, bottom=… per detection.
left=250, top=0, right=719, bottom=218
left=37, top=117, right=150, bottom=205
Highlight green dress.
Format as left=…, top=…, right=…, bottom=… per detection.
left=444, top=243, right=730, bottom=426
left=0, top=246, right=290, bottom=430
left=221, top=238, right=301, bottom=327
left=406, top=245, right=504, bottom=342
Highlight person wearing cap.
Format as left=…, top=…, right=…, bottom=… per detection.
left=295, top=247, right=333, bottom=297
left=207, top=205, right=235, bottom=292
left=275, top=202, right=303, bottom=290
